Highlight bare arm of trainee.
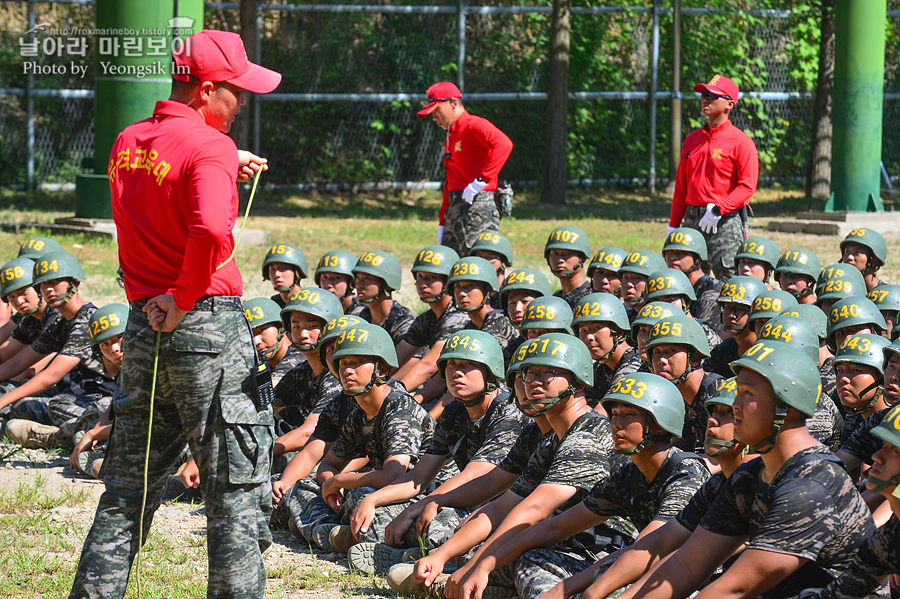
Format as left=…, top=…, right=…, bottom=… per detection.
left=393, top=340, right=422, bottom=375
left=273, top=413, right=320, bottom=457
left=0, top=353, right=79, bottom=411
left=629, top=527, right=746, bottom=599
left=399, top=341, right=446, bottom=392
left=694, top=548, right=805, bottom=599
left=0, top=345, right=43, bottom=384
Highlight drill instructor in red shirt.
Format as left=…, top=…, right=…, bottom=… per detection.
left=669, top=74, right=758, bottom=282
left=69, top=30, right=281, bottom=599
left=418, top=82, right=513, bottom=258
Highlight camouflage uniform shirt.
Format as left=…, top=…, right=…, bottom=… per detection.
left=820, top=357, right=838, bottom=411
left=673, top=371, right=723, bottom=453
left=358, top=301, right=416, bottom=346
left=273, top=361, right=342, bottom=428
left=699, top=320, right=722, bottom=352
left=808, top=387, right=844, bottom=452
left=313, top=380, right=408, bottom=444
left=465, top=309, right=524, bottom=365
left=499, top=420, right=553, bottom=476
left=691, top=274, right=723, bottom=332
left=703, top=337, right=740, bottom=379
left=271, top=345, right=306, bottom=387
left=837, top=404, right=865, bottom=449
left=700, top=445, right=874, bottom=569
left=330, top=389, right=434, bottom=471
left=10, top=307, right=58, bottom=345
left=839, top=408, right=889, bottom=466
left=675, top=470, right=727, bottom=532
left=588, top=347, right=643, bottom=407
left=345, top=294, right=367, bottom=316
left=31, top=302, right=97, bottom=363
left=816, top=515, right=900, bottom=599
left=402, top=302, right=470, bottom=350
left=270, top=292, right=287, bottom=309
left=583, top=447, right=710, bottom=531
left=554, top=280, right=593, bottom=310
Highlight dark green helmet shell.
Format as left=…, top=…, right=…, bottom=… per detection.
left=471, top=232, right=513, bottom=267
left=262, top=242, right=308, bottom=281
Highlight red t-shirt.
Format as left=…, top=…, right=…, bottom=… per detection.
left=440, top=110, right=513, bottom=225
left=108, top=100, right=242, bottom=311
left=669, top=119, right=759, bottom=226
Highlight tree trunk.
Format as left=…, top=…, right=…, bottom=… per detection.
left=230, top=0, right=257, bottom=153
left=541, top=0, right=571, bottom=205
left=806, top=0, right=835, bottom=199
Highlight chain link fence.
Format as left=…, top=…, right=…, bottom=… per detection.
left=2, top=0, right=900, bottom=190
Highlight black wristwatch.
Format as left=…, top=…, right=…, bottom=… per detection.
left=711, top=205, right=722, bottom=217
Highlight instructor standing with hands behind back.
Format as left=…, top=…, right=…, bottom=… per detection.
left=419, top=82, right=513, bottom=258
left=69, top=30, right=280, bottom=599
left=669, top=74, right=758, bottom=282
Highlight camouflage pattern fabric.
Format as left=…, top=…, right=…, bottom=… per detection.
left=283, top=475, right=340, bottom=542
left=272, top=361, right=342, bottom=428
left=345, top=294, right=367, bottom=316
left=516, top=546, right=600, bottom=599
left=703, top=337, right=741, bottom=379
left=820, top=358, right=840, bottom=416
left=464, top=309, right=524, bottom=366
left=10, top=307, right=58, bottom=345
left=814, top=515, right=900, bottom=599
left=442, top=192, right=501, bottom=258
left=358, top=301, right=416, bottom=346
left=271, top=346, right=306, bottom=387
left=839, top=408, right=888, bottom=466
left=582, top=447, right=711, bottom=531
left=588, top=347, right=643, bottom=407
left=691, top=274, right=723, bottom=331
left=402, top=303, right=470, bottom=349
left=68, top=302, right=274, bottom=599
left=30, top=303, right=98, bottom=364
left=673, top=372, right=723, bottom=453
left=675, top=471, right=727, bottom=532
left=53, top=393, right=112, bottom=444
left=499, top=420, right=553, bottom=476
left=554, top=281, right=593, bottom=310
left=700, top=445, right=874, bottom=570
left=699, top=320, right=723, bottom=351
left=682, top=208, right=744, bottom=282
left=808, top=387, right=843, bottom=452
left=312, top=380, right=408, bottom=444
left=838, top=407, right=865, bottom=449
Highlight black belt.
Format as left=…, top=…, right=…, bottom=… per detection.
left=129, top=295, right=243, bottom=313
left=686, top=204, right=738, bottom=220
left=448, top=190, right=496, bottom=205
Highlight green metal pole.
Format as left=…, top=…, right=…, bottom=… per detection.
left=828, top=0, right=886, bottom=212
left=75, top=0, right=202, bottom=218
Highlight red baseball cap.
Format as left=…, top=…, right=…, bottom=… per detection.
left=173, top=30, right=282, bottom=94
left=693, top=74, right=739, bottom=102
left=417, top=82, right=462, bottom=118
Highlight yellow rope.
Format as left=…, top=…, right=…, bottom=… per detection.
left=217, top=169, right=262, bottom=271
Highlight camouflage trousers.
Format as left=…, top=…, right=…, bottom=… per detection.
left=442, top=192, right=501, bottom=258
left=68, top=300, right=274, bottom=599
left=682, top=206, right=745, bottom=282
left=0, top=380, right=60, bottom=422
left=8, top=392, right=110, bottom=442
left=362, top=500, right=469, bottom=550
left=515, top=546, right=599, bottom=599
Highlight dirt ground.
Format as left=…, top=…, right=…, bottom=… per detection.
left=0, top=442, right=396, bottom=598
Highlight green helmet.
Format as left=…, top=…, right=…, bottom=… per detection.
left=747, top=290, right=798, bottom=324
left=544, top=225, right=591, bottom=262
left=662, top=227, right=708, bottom=261
left=644, top=269, right=697, bottom=303
left=519, top=333, right=593, bottom=414
left=412, top=245, right=460, bottom=277
left=630, top=301, right=680, bottom=343
left=717, top=276, right=767, bottom=307
left=619, top=250, right=667, bottom=279
left=18, top=236, right=62, bottom=260
left=243, top=297, right=284, bottom=330
left=506, top=341, right=531, bottom=389
left=88, top=303, right=128, bottom=347
left=731, top=339, right=821, bottom=417
left=330, top=322, right=398, bottom=394
left=826, top=296, right=887, bottom=352
left=734, top=236, right=780, bottom=273
left=705, top=377, right=738, bottom=410
left=601, top=372, right=685, bottom=443
left=31, top=250, right=85, bottom=285
left=775, top=248, right=822, bottom=284
left=262, top=242, right=308, bottom=284
left=280, top=287, right=345, bottom=346
left=521, top=296, right=574, bottom=334
left=868, top=284, right=900, bottom=315
left=316, top=315, right=366, bottom=368
left=833, top=333, right=891, bottom=377
left=778, top=304, right=828, bottom=339
left=587, top=247, right=628, bottom=277
left=646, top=315, right=711, bottom=359
left=314, top=250, right=356, bottom=285
left=499, top=268, right=552, bottom=311
left=573, top=292, right=631, bottom=333
left=841, top=227, right=887, bottom=268
left=447, top=257, right=500, bottom=312
left=471, top=232, right=513, bottom=267
left=757, top=315, right=820, bottom=364
left=867, top=403, right=900, bottom=491
left=1, top=257, right=37, bottom=302
left=815, top=263, right=867, bottom=304
left=353, top=251, right=403, bottom=292
left=437, top=331, right=506, bottom=406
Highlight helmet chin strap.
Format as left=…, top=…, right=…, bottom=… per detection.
left=47, top=282, right=76, bottom=308
left=23, top=294, right=42, bottom=316
left=457, top=285, right=489, bottom=313
left=705, top=437, right=737, bottom=457
left=293, top=338, right=319, bottom=353
left=671, top=352, right=694, bottom=387
left=847, top=381, right=884, bottom=415
left=749, top=404, right=789, bottom=454
left=615, top=425, right=671, bottom=455
left=260, top=330, right=285, bottom=361
left=525, top=384, right=576, bottom=415
left=866, top=471, right=900, bottom=493
left=596, top=334, right=621, bottom=361
left=344, top=361, right=389, bottom=396
left=456, top=381, right=497, bottom=408
left=549, top=258, right=583, bottom=278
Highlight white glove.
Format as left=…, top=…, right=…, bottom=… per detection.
left=462, top=178, right=487, bottom=204
left=699, top=203, right=721, bottom=234
left=437, top=225, right=444, bottom=244
left=667, top=225, right=678, bottom=235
